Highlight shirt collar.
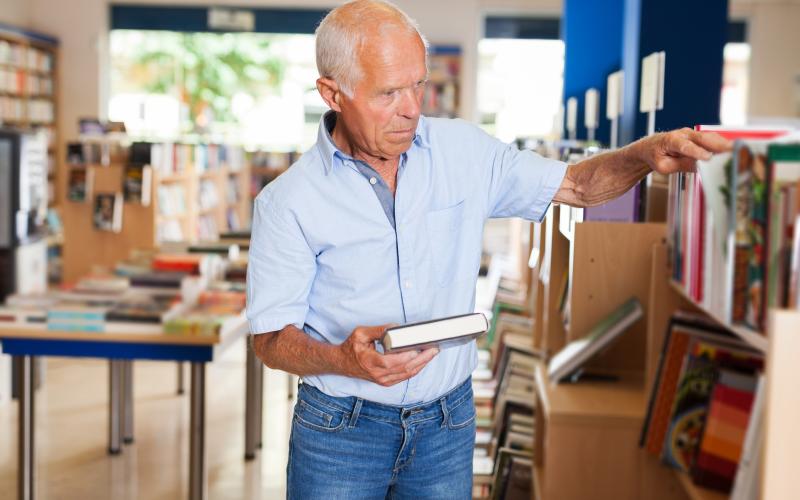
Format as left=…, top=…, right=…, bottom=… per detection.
left=316, top=110, right=429, bottom=174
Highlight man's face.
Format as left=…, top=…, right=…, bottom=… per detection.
left=338, top=29, right=427, bottom=160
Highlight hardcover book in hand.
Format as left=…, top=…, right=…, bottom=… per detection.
left=380, top=313, right=489, bottom=353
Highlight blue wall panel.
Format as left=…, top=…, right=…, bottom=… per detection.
left=620, top=0, right=728, bottom=144
left=562, top=0, right=626, bottom=145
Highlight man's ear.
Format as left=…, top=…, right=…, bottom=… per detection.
left=316, top=77, right=343, bottom=112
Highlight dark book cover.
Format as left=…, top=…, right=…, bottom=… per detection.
left=122, top=164, right=151, bottom=206
left=129, top=272, right=186, bottom=289
left=67, top=167, right=89, bottom=202
left=93, top=193, right=123, bottom=232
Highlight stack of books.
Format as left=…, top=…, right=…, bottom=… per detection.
left=472, top=314, right=538, bottom=500
left=641, top=312, right=764, bottom=495
left=668, top=128, right=800, bottom=331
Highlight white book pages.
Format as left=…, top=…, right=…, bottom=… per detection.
left=381, top=313, right=489, bottom=353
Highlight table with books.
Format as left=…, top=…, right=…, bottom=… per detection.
left=0, top=251, right=261, bottom=500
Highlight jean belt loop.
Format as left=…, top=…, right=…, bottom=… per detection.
left=348, top=398, right=363, bottom=428
left=439, top=397, right=449, bottom=429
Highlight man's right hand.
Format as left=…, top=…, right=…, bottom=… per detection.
left=338, top=325, right=439, bottom=387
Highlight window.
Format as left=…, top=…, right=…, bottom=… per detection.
left=720, top=42, right=750, bottom=126
left=108, top=30, right=323, bottom=151
left=478, top=38, right=564, bottom=142
left=478, top=16, right=564, bottom=143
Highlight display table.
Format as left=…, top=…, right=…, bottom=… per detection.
left=0, top=317, right=261, bottom=500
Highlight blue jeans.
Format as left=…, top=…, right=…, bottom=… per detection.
left=287, top=377, right=476, bottom=499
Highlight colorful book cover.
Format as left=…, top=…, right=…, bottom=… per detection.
left=728, top=142, right=768, bottom=329
left=642, top=323, right=691, bottom=454
left=765, top=144, right=800, bottom=315
left=660, top=348, right=716, bottom=471
left=691, top=370, right=758, bottom=492
left=661, top=341, right=762, bottom=471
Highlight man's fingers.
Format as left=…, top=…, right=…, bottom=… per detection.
left=404, top=347, right=439, bottom=372
left=669, top=134, right=712, bottom=161
left=690, top=130, right=734, bottom=154
left=354, top=324, right=394, bottom=343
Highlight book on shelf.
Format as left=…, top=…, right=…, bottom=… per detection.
left=75, top=276, right=130, bottom=294
left=122, top=164, right=152, bottom=206
left=640, top=312, right=764, bottom=494
left=0, top=307, right=46, bottom=329
left=152, top=254, right=205, bottom=275
left=547, top=297, right=643, bottom=383
left=47, top=305, right=106, bottom=332
left=67, top=166, right=91, bottom=202
left=670, top=127, right=800, bottom=333
left=67, top=143, right=84, bottom=165
left=163, top=307, right=243, bottom=337
left=92, top=193, right=123, bottom=233
left=729, top=375, right=765, bottom=500
left=198, top=178, right=219, bottom=210
left=690, top=369, right=758, bottom=491
left=104, top=295, right=180, bottom=324
left=157, top=184, right=187, bottom=216
left=380, top=312, right=488, bottom=353
left=490, top=447, right=532, bottom=500
left=198, top=214, right=219, bottom=241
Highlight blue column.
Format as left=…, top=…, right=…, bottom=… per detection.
left=619, top=0, right=728, bottom=144
left=562, top=0, right=625, bottom=144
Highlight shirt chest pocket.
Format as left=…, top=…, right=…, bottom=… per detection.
left=425, top=200, right=466, bottom=287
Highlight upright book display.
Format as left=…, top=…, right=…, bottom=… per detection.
left=62, top=140, right=251, bottom=282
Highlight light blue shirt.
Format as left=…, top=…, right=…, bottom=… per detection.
left=246, top=112, right=567, bottom=405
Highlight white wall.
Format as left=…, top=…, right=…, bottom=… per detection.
left=731, top=0, right=800, bottom=117
left=0, top=0, right=30, bottom=27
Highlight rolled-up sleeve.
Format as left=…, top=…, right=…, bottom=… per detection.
left=246, top=195, right=316, bottom=335
left=483, top=138, right=568, bottom=222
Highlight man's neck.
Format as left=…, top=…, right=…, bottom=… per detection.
left=330, top=115, right=400, bottom=194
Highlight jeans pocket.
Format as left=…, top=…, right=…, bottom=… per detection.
left=293, top=398, right=348, bottom=433
left=447, top=396, right=476, bottom=430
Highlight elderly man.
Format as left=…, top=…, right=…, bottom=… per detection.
left=246, top=1, right=730, bottom=498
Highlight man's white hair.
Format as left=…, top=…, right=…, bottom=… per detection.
left=315, top=0, right=428, bottom=96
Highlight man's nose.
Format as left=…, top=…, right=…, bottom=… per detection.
left=398, top=87, right=421, bottom=120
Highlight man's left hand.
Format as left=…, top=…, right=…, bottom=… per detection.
left=632, top=128, right=733, bottom=175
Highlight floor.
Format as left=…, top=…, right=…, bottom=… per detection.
left=0, top=340, right=293, bottom=499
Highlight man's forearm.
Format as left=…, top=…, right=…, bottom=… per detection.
left=554, top=143, right=651, bottom=208
left=252, top=325, right=347, bottom=377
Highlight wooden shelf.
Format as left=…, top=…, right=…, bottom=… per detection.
left=157, top=173, right=190, bottom=183
left=674, top=471, right=728, bottom=500
left=157, top=213, right=187, bottom=220
left=199, top=170, right=222, bottom=179
left=534, top=363, right=646, bottom=425
left=668, top=280, right=768, bottom=353
left=533, top=464, right=544, bottom=500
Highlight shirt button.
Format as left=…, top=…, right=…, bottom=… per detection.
left=404, top=280, right=412, bottom=288
left=369, top=177, right=377, bottom=185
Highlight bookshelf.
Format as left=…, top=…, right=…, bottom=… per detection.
left=667, top=281, right=768, bottom=353
left=422, top=46, right=461, bottom=118
left=62, top=141, right=251, bottom=282
left=0, top=24, right=59, bottom=206
left=249, top=150, right=294, bottom=199
left=530, top=216, right=683, bottom=500
left=763, top=309, right=800, bottom=500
